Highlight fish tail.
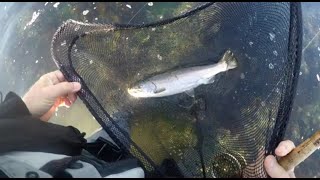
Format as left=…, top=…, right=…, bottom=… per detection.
left=220, top=49, right=237, bottom=70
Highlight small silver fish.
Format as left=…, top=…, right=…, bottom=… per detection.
left=128, top=49, right=237, bottom=98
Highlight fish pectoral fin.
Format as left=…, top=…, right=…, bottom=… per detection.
left=200, top=77, right=215, bottom=85
left=185, top=89, right=195, bottom=97
left=204, top=77, right=215, bottom=84
left=154, top=87, right=166, bottom=94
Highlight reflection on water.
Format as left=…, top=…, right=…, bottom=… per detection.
left=0, top=2, right=319, bottom=178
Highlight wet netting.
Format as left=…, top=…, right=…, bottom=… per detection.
left=51, top=2, right=302, bottom=178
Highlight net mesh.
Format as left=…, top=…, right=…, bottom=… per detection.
left=51, top=2, right=302, bottom=178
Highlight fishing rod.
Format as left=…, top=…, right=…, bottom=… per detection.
left=278, top=130, right=320, bottom=171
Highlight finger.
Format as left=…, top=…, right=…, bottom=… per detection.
left=54, top=96, right=71, bottom=108
left=67, top=93, right=77, bottom=104
left=46, top=70, right=66, bottom=85
left=264, top=155, right=290, bottom=178
left=40, top=70, right=64, bottom=85
left=40, top=107, right=55, bottom=122
left=53, top=96, right=66, bottom=107
left=53, top=70, right=66, bottom=82
left=49, top=70, right=66, bottom=85
left=44, top=82, right=81, bottom=99
left=289, top=170, right=296, bottom=178
left=63, top=97, right=72, bottom=107
left=275, top=140, right=295, bottom=157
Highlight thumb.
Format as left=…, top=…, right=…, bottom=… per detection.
left=45, top=82, right=81, bottom=99
left=264, top=155, right=290, bottom=178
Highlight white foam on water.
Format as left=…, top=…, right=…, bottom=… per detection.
left=157, top=54, right=163, bottom=60
left=53, top=2, right=60, bottom=8
left=269, top=32, right=275, bottom=41
left=126, top=4, right=132, bottom=9
left=273, top=50, right=278, bottom=56
left=24, top=11, right=40, bottom=30
left=268, top=63, right=274, bottom=69
left=83, top=10, right=89, bottom=15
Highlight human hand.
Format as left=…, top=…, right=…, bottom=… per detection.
left=264, top=140, right=296, bottom=178
left=22, top=70, right=81, bottom=122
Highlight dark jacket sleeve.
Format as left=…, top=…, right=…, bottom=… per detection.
left=0, top=92, right=31, bottom=118
left=0, top=92, right=87, bottom=156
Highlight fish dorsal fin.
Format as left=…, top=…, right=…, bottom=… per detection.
left=154, top=87, right=166, bottom=94
left=185, top=89, right=195, bottom=97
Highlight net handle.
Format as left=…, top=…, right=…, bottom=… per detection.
left=278, top=130, right=320, bottom=171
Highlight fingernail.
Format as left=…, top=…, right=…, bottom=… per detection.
left=276, top=146, right=284, bottom=155
left=72, top=82, right=81, bottom=92
left=279, top=146, right=286, bottom=153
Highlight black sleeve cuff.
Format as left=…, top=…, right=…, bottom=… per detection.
left=0, top=117, right=87, bottom=156
left=0, top=92, right=31, bottom=118
left=0, top=93, right=87, bottom=156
